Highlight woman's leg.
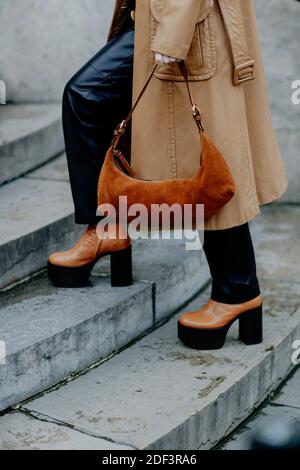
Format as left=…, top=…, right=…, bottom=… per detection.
left=203, top=223, right=261, bottom=304
left=47, top=24, right=135, bottom=288
left=178, top=223, right=262, bottom=349
left=62, top=24, right=135, bottom=224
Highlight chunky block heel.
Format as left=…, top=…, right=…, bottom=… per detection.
left=47, top=260, right=95, bottom=288
left=178, top=297, right=263, bottom=350
left=239, top=304, right=263, bottom=345
left=110, top=245, right=133, bottom=287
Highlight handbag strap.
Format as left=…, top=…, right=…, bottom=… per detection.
left=178, top=61, right=204, bottom=133
left=112, top=61, right=204, bottom=152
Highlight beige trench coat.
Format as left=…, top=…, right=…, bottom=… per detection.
left=107, top=0, right=288, bottom=230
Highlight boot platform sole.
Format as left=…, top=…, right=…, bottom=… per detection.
left=178, top=304, right=263, bottom=350
left=47, top=245, right=132, bottom=288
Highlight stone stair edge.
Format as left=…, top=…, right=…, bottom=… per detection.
left=0, top=151, right=77, bottom=290
left=12, top=278, right=300, bottom=450
left=0, top=240, right=209, bottom=412
left=0, top=104, right=64, bottom=185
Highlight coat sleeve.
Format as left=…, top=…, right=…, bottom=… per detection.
left=150, top=0, right=204, bottom=60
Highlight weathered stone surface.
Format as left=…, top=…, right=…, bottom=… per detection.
left=27, top=153, right=69, bottom=181
left=0, top=275, right=153, bottom=412
left=0, top=206, right=300, bottom=448
left=0, top=146, right=211, bottom=411
left=273, top=367, right=300, bottom=409
left=0, top=0, right=115, bottom=102
left=219, top=365, right=300, bottom=450
left=0, top=234, right=209, bottom=411
left=21, top=276, right=300, bottom=450
left=0, top=412, right=132, bottom=450
left=0, top=175, right=78, bottom=289
left=95, top=237, right=209, bottom=322
left=0, top=208, right=209, bottom=413
left=0, top=105, right=64, bottom=184
left=219, top=404, right=300, bottom=450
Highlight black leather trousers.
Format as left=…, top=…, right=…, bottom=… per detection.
left=62, top=23, right=135, bottom=225
left=203, top=223, right=260, bottom=304
left=62, top=23, right=260, bottom=304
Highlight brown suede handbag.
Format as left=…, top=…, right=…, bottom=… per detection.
left=97, top=62, right=236, bottom=226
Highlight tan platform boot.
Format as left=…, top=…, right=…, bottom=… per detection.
left=178, top=295, right=263, bottom=350
left=48, top=224, right=131, bottom=287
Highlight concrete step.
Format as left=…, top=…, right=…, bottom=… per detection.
left=0, top=237, right=209, bottom=412
left=14, top=278, right=300, bottom=450
left=0, top=205, right=299, bottom=449
left=0, top=154, right=79, bottom=290
left=0, top=104, right=64, bottom=185
left=0, top=148, right=209, bottom=412
left=219, top=367, right=300, bottom=450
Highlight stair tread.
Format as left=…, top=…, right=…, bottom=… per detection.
left=0, top=412, right=132, bottom=450
left=14, top=275, right=300, bottom=450
left=26, top=153, right=69, bottom=181
left=0, top=154, right=77, bottom=290
left=0, top=234, right=207, bottom=411
left=0, top=104, right=60, bottom=146
left=0, top=177, right=72, bottom=246
left=0, top=206, right=300, bottom=448
left=0, top=274, right=151, bottom=355
left=0, top=104, right=64, bottom=185
left=0, top=149, right=208, bottom=414
left=0, top=206, right=300, bottom=449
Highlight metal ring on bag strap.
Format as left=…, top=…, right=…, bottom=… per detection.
left=112, top=61, right=204, bottom=153
left=178, top=61, right=204, bottom=133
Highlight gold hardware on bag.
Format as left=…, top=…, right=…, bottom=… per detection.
left=192, top=104, right=205, bottom=133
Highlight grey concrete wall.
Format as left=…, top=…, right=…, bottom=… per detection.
left=255, top=0, right=300, bottom=203
left=0, top=0, right=115, bottom=102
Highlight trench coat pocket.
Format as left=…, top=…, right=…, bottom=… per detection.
left=150, top=0, right=216, bottom=81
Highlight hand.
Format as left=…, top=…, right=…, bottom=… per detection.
left=155, top=52, right=181, bottom=65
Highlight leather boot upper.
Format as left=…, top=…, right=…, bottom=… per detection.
left=48, top=225, right=130, bottom=268
left=179, top=295, right=263, bottom=330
